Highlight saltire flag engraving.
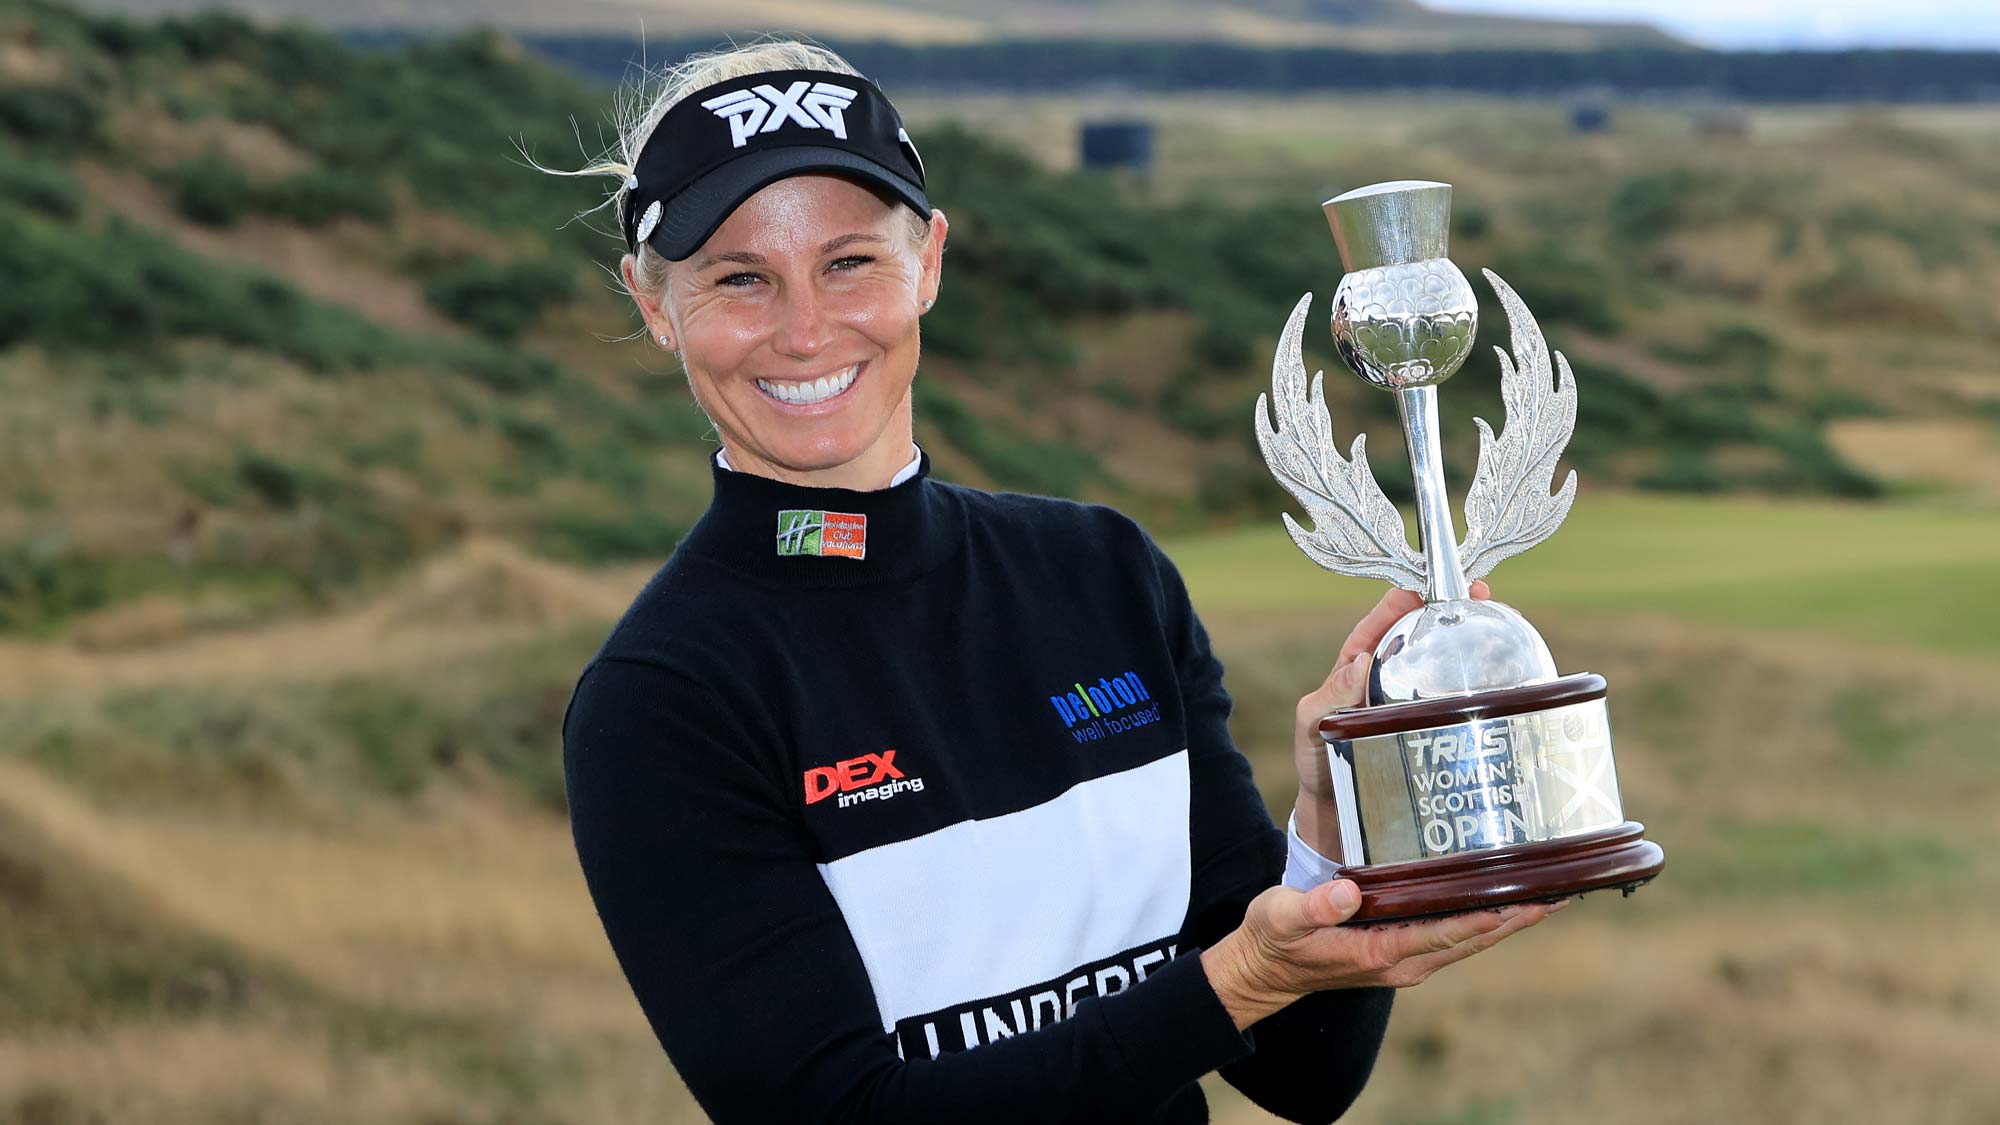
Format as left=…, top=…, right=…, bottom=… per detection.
left=776, top=509, right=867, bottom=558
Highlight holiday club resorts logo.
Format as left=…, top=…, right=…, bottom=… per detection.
left=1049, top=671, right=1162, bottom=743
left=776, top=509, right=867, bottom=559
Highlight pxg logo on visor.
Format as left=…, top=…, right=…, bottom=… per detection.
left=622, top=68, right=932, bottom=262
left=703, top=80, right=860, bottom=149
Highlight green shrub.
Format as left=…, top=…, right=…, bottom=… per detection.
left=0, top=84, right=100, bottom=150
left=1759, top=426, right=1882, bottom=498
left=1194, top=455, right=1287, bottom=515
left=257, top=167, right=393, bottom=226
left=440, top=341, right=559, bottom=394
left=1091, top=379, right=1141, bottom=408
left=423, top=257, right=576, bottom=341
left=167, top=154, right=254, bottom=227
left=1484, top=244, right=1623, bottom=334
left=235, top=448, right=335, bottom=510
left=159, top=8, right=264, bottom=59
left=1650, top=323, right=1784, bottom=404
left=1607, top=167, right=1701, bottom=245
left=323, top=680, right=435, bottom=797
left=0, top=157, right=81, bottom=219
left=0, top=533, right=113, bottom=633
left=1637, top=449, right=1726, bottom=493
left=1190, top=319, right=1254, bottom=370
left=85, top=10, right=150, bottom=58
left=0, top=210, right=403, bottom=371
left=1803, top=387, right=1883, bottom=422
left=344, top=426, right=426, bottom=471
left=1156, top=367, right=1235, bottom=440
left=916, top=381, right=1101, bottom=496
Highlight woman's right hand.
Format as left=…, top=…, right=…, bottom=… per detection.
left=1200, top=880, right=1563, bottom=1029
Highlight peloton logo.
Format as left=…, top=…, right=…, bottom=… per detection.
left=804, top=749, right=926, bottom=809
left=703, top=81, right=860, bottom=149
left=1048, top=671, right=1163, bottom=744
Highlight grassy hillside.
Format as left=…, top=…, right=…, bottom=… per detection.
left=0, top=0, right=1227, bottom=633
left=60, top=0, right=1680, bottom=49
left=10, top=1, right=1991, bottom=645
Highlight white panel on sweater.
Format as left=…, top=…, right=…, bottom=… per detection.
left=816, top=750, right=1193, bottom=1033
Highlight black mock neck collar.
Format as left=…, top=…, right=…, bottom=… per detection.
left=677, top=447, right=962, bottom=587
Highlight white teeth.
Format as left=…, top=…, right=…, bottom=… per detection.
left=756, top=364, right=859, bottom=406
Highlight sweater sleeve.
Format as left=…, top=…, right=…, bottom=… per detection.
left=1143, top=534, right=1396, bottom=1125
left=561, top=655, right=1257, bottom=1125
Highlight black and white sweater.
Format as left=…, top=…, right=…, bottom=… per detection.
left=560, top=448, right=1393, bottom=1124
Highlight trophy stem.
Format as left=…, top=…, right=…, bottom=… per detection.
left=1394, top=386, right=1471, bottom=603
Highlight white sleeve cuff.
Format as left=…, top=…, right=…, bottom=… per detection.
left=1283, top=808, right=1345, bottom=891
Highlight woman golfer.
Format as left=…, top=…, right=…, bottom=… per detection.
left=558, top=41, right=1559, bottom=1125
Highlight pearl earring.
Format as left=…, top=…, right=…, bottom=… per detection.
left=922, top=298, right=934, bottom=311
left=659, top=334, right=672, bottom=347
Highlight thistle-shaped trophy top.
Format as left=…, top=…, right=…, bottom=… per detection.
left=1323, top=180, right=1455, bottom=271
left=1254, top=179, right=1584, bottom=700
left=1252, top=180, right=1580, bottom=590
left=1323, top=182, right=1480, bottom=392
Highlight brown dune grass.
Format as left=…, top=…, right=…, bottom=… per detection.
left=2, top=529, right=1996, bottom=1122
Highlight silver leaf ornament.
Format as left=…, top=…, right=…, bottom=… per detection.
left=1255, top=293, right=1428, bottom=592
left=1457, top=269, right=1579, bottom=582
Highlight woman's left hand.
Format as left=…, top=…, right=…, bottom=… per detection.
left=1290, top=579, right=1492, bottom=862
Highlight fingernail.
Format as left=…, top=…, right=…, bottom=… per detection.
left=1329, top=880, right=1361, bottom=913
left=1499, top=905, right=1523, bottom=919
left=1550, top=898, right=1573, bottom=912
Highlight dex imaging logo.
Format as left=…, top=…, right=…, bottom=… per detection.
left=804, top=750, right=925, bottom=809
left=776, top=509, right=867, bottom=559
left=1049, top=671, right=1163, bottom=744
left=703, top=81, right=860, bottom=149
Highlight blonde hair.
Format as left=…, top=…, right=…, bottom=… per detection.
left=528, top=36, right=933, bottom=334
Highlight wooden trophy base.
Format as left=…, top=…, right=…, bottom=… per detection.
left=1315, top=673, right=1665, bottom=925
left=1342, top=821, right=1664, bottom=925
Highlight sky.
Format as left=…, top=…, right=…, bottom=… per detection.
left=1425, top=0, right=2000, bottom=49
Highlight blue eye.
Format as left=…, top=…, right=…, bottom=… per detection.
left=719, top=272, right=761, bottom=287
left=830, top=255, right=874, bottom=271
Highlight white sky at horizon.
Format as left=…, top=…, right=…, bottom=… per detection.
left=1424, top=0, right=2000, bottom=49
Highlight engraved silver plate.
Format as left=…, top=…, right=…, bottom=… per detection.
left=1327, top=700, right=1625, bottom=866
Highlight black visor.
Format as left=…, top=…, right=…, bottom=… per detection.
left=621, top=68, right=931, bottom=261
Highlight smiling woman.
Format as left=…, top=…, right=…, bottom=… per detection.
left=636, top=175, right=943, bottom=486
left=533, top=40, right=941, bottom=489
left=542, top=37, right=1558, bottom=1125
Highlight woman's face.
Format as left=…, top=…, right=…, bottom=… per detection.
left=637, top=174, right=945, bottom=487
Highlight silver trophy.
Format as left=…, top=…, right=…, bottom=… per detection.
left=1256, top=180, right=1663, bottom=922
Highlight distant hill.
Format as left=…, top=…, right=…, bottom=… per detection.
left=59, top=0, right=1680, bottom=49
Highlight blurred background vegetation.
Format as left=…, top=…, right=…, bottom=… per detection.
left=1, top=0, right=1996, bottom=1121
